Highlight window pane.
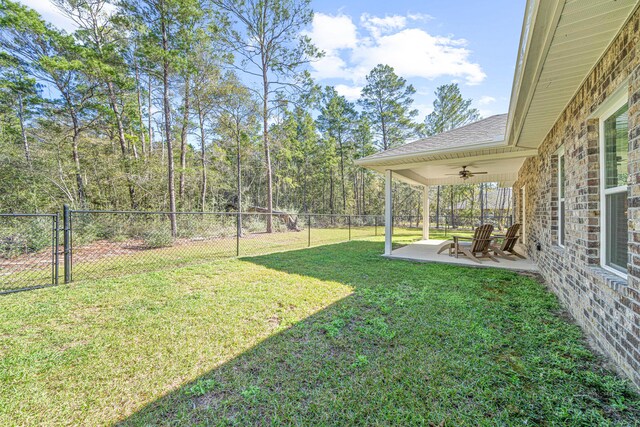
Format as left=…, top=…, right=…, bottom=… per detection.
left=559, top=154, right=565, bottom=198
left=606, top=191, right=628, bottom=273
left=560, top=200, right=565, bottom=246
left=604, top=104, right=629, bottom=189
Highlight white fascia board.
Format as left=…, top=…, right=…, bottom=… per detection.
left=505, top=0, right=539, bottom=147
left=506, top=0, right=566, bottom=148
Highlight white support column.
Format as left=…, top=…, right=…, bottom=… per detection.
left=384, top=170, right=393, bottom=255
left=422, top=185, right=430, bottom=240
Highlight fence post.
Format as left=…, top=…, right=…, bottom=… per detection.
left=63, top=204, right=71, bottom=283
left=374, top=216, right=377, bottom=236
left=236, top=212, right=241, bottom=256
left=307, top=214, right=311, bottom=247
left=54, top=213, right=59, bottom=285
left=348, top=215, right=351, bottom=241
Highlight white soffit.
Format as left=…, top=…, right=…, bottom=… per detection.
left=508, top=0, right=638, bottom=149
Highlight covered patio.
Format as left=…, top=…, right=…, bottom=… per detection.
left=356, top=114, right=538, bottom=272
left=388, top=239, right=538, bottom=272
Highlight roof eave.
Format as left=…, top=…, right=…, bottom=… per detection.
left=355, top=138, right=508, bottom=168
left=505, top=0, right=565, bottom=148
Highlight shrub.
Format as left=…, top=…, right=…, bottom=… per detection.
left=0, top=219, right=51, bottom=259
left=141, top=229, right=174, bottom=248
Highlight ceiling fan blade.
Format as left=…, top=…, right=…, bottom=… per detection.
left=444, top=173, right=461, bottom=175
left=472, top=172, right=489, bottom=174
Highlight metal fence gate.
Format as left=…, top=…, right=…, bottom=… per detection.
left=0, top=213, right=59, bottom=294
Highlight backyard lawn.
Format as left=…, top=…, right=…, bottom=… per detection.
left=1, top=233, right=638, bottom=426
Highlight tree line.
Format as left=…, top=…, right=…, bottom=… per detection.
left=0, top=0, right=509, bottom=233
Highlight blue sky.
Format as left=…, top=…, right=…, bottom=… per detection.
left=21, top=0, right=526, bottom=120
left=306, top=0, right=526, bottom=118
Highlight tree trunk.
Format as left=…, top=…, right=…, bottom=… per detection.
left=196, top=96, right=207, bottom=212
left=179, top=74, right=190, bottom=203
left=329, top=168, right=334, bottom=215
left=71, top=118, right=86, bottom=207
left=302, top=161, right=308, bottom=212
left=161, top=17, right=177, bottom=236
left=361, top=169, right=366, bottom=215
left=104, top=79, right=138, bottom=209
left=135, top=61, right=147, bottom=159
left=17, top=94, right=31, bottom=167
left=59, top=88, right=86, bottom=208
left=338, top=132, right=346, bottom=213
left=236, top=119, right=243, bottom=237
left=262, top=70, right=273, bottom=233
left=148, top=75, right=153, bottom=154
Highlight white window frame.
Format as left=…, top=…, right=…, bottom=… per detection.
left=598, top=89, right=629, bottom=279
left=556, top=146, right=565, bottom=248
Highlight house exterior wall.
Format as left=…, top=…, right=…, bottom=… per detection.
left=513, top=8, right=640, bottom=389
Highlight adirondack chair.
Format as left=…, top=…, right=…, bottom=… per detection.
left=436, top=224, right=497, bottom=263
left=491, top=223, right=526, bottom=260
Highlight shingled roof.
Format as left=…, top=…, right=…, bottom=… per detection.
left=359, top=114, right=508, bottom=163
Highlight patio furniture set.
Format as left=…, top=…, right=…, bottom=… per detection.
left=436, top=223, right=525, bottom=264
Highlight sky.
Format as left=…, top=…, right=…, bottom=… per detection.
left=19, top=0, right=526, bottom=120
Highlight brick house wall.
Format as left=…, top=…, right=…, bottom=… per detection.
left=513, top=8, right=640, bottom=389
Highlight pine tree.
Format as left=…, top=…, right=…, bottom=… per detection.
left=359, top=64, right=421, bottom=151
left=424, top=83, right=479, bottom=136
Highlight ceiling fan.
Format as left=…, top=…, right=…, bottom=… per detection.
left=445, top=166, right=489, bottom=180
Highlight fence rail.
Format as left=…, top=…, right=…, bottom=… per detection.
left=0, top=207, right=513, bottom=292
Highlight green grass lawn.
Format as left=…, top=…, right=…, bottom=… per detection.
left=1, top=233, right=637, bottom=426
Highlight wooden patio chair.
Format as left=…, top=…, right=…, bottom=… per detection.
left=436, top=224, right=497, bottom=263
left=491, top=223, right=526, bottom=260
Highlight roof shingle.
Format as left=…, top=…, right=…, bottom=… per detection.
left=361, top=113, right=507, bottom=162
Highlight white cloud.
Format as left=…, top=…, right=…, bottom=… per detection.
left=304, top=13, right=358, bottom=52
left=306, top=12, right=486, bottom=86
left=18, top=0, right=117, bottom=32
left=361, top=13, right=407, bottom=38
left=18, top=0, right=77, bottom=32
left=351, top=29, right=486, bottom=85
left=311, top=55, right=352, bottom=81
left=407, top=12, right=434, bottom=22
left=478, top=96, right=496, bottom=106
left=304, top=13, right=360, bottom=80
left=334, top=84, right=362, bottom=101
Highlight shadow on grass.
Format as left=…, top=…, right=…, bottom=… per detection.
left=120, top=241, right=639, bottom=426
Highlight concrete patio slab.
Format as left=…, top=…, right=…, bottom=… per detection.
left=386, top=239, right=538, bottom=272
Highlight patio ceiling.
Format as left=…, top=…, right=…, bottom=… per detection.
left=362, top=150, right=533, bottom=187
left=356, top=114, right=537, bottom=187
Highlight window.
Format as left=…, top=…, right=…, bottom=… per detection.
left=557, top=147, right=565, bottom=247
left=600, top=102, right=629, bottom=277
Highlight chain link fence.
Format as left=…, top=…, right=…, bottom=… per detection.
left=0, top=208, right=513, bottom=291
left=0, top=213, right=59, bottom=294
left=67, top=210, right=385, bottom=282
